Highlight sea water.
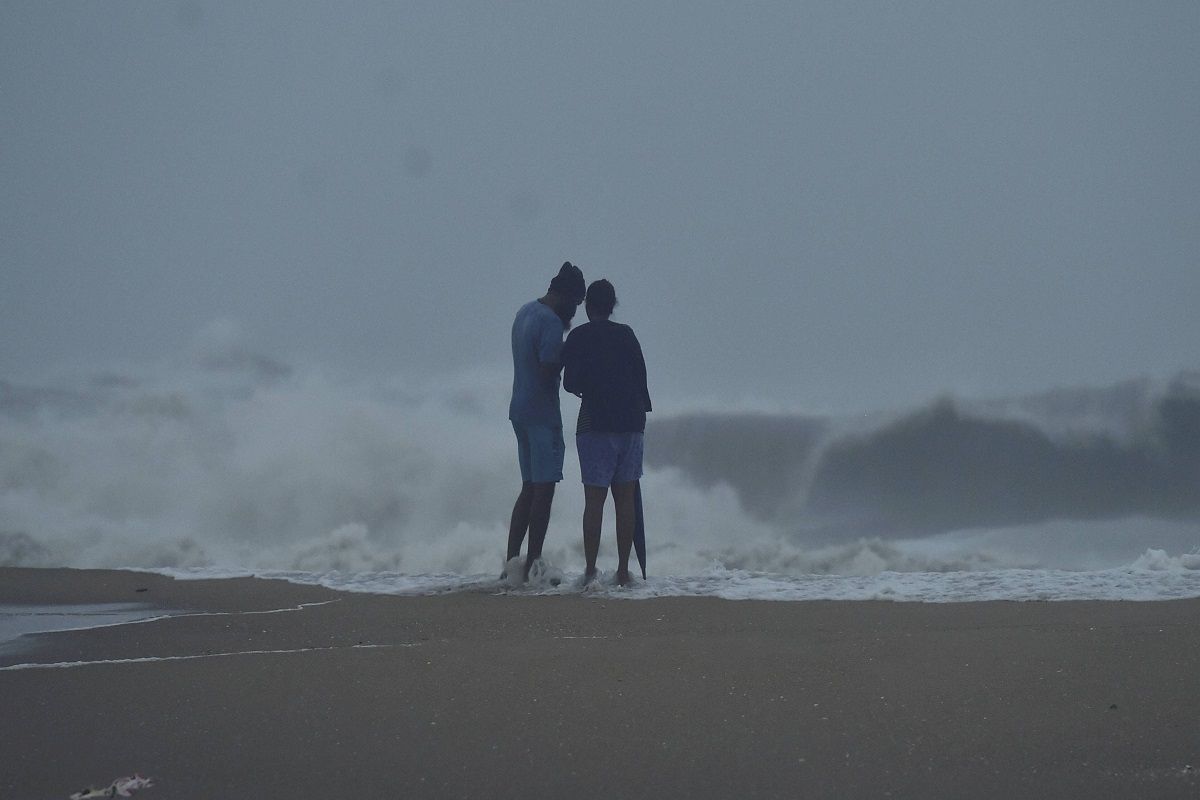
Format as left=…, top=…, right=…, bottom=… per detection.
left=2, top=346, right=1198, bottom=604
left=0, top=603, right=172, bottom=654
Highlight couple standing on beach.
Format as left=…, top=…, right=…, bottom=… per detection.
left=506, top=262, right=652, bottom=586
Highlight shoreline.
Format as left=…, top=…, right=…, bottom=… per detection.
left=8, top=557, right=1200, bottom=605
left=3, top=567, right=1199, bottom=799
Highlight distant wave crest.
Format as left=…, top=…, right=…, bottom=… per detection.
left=648, top=373, right=1200, bottom=537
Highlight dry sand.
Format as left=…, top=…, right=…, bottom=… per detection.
left=2, top=567, right=1198, bottom=799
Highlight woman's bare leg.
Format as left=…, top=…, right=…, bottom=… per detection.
left=610, top=481, right=637, bottom=586
left=582, top=484, right=608, bottom=583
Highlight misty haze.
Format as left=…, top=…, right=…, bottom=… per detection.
left=4, top=6, right=1200, bottom=799
left=1, top=2, right=1197, bottom=599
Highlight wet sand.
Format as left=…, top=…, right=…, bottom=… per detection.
left=2, top=567, right=1198, bottom=799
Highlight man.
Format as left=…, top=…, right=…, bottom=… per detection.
left=506, top=261, right=586, bottom=581
left=561, top=279, right=651, bottom=586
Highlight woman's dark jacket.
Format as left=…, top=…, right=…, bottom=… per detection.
left=561, top=319, right=652, bottom=433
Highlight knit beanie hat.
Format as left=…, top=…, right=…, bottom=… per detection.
left=549, top=262, right=586, bottom=304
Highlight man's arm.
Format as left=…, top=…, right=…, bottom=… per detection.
left=561, top=333, right=582, bottom=397
left=536, top=314, right=566, bottom=393
left=539, top=360, right=563, bottom=392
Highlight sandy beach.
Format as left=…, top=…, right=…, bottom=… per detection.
left=2, top=568, right=1198, bottom=799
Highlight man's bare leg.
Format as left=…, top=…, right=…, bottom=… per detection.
left=523, top=481, right=556, bottom=580
left=505, top=482, right=534, bottom=571
left=611, top=481, right=637, bottom=586
left=582, top=484, right=609, bottom=584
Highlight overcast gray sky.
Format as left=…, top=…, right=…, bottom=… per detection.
left=2, top=1, right=1197, bottom=411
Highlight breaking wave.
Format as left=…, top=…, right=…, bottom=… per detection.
left=649, top=374, right=1200, bottom=538
left=1, top=325, right=1197, bottom=583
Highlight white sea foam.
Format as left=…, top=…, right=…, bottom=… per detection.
left=0, top=643, right=397, bottom=672
left=136, top=546, right=1198, bottom=603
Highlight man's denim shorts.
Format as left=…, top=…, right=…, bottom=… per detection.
left=576, top=431, right=644, bottom=487
left=512, top=421, right=565, bottom=483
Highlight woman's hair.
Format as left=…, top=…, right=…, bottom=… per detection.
left=585, top=279, right=617, bottom=317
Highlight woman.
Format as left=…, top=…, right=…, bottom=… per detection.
left=561, top=279, right=652, bottom=585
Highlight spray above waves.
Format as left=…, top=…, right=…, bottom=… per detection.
left=0, top=365, right=519, bottom=574
left=0, top=335, right=1197, bottom=577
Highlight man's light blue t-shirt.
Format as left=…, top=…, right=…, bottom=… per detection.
left=509, top=299, right=565, bottom=427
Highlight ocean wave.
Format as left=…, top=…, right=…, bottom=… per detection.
left=1, top=345, right=1198, bottom=586
left=648, top=374, right=1200, bottom=537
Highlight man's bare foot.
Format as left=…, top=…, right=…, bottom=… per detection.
left=583, top=567, right=598, bottom=586
left=523, top=557, right=562, bottom=586
left=501, top=556, right=524, bottom=584
left=616, top=569, right=633, bottom=587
